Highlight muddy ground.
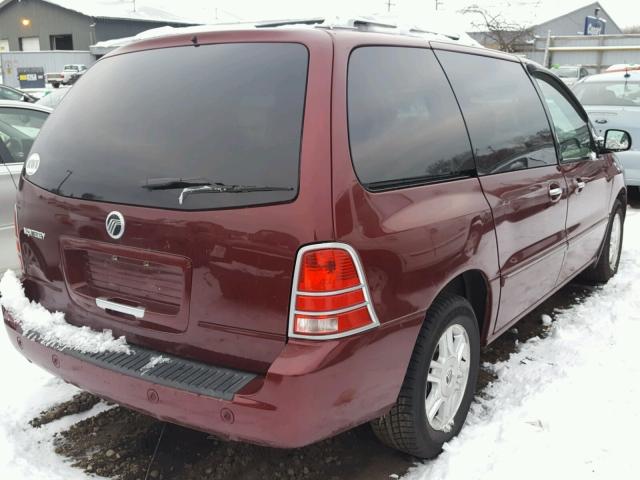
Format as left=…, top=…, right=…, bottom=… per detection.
left=26, top=278, right=599, bottom=480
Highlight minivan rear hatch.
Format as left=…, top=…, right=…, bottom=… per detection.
left=19, top=30, right=334, bottom=373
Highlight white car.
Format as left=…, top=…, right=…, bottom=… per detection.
left=552, top=65, right=590, bottom=86
left=573, top=70, right=640, bottom=187
left=46, top=64, right=87, bottom=87
left=0, top=100, right=51, bottom=267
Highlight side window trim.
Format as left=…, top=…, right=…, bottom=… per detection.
left=532, top=71, right=596, bottom=164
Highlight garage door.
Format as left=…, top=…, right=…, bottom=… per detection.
left=20, top=37, right=40, bottom=52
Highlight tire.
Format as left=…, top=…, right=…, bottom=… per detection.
left=371, top=293, right=480, bottom=458
left=581, top=200, right=624, bottom=284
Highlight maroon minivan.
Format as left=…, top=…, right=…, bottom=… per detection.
left=3, top=25, right=631, bottom=458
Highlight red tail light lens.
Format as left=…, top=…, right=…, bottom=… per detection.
left=289, top=244, right=379, bottom=339
left=297, top=249, right=360, bottom=292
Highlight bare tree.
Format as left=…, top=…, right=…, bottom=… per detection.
left=462, top=5, right=534, bottom=53
left=623, top=25, right=640, bottom=34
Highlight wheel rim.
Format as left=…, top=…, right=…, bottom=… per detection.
left=425, top=323, right=471, bottom=433
left=608, top=212, right=622, bottom=270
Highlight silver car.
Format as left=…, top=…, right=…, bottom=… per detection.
left=0, top=100, right=51, bottom=268
left=573, top=71, right=640, bottom=186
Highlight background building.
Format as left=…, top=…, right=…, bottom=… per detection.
left=468, top=2, right=622, bottom=51
left=0, top=0, right=196, bottom=52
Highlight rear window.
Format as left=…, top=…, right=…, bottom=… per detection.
left=573, top=80, right=640, bottom=107
left=28, top=43, right=308, bottom=210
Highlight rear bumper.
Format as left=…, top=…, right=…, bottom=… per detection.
left=4, top=309, right=421, bottom=448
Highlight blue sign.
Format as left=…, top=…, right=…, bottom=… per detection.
left=584, top=16, right=606, bottom=35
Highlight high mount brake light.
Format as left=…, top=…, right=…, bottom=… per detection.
left=288, top=243, right=380, bottom=339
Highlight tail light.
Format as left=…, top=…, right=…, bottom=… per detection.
left=14, top=204, right=24, bottom=272
left=288, top=243, right=379, bottom=339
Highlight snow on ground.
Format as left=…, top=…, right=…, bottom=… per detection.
left=406, top=208, right=640, bottom=480
left=0, top=208, right=639, bottom=479
left=0, top=328, right=113, bottom=479
left=0, top=270, right=130, bottom=354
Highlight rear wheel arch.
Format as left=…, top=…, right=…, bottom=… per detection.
left=439, top=269, right=491, bottom=342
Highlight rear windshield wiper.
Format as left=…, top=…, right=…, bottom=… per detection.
left=140, top=177, right=293, bottom=205
left=178, top=183, right=294, bottom=205
left=141, top=177, right=211, bottom=190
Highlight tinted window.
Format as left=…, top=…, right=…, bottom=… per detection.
left=0, top=108, right=48, bottom=163
left=28, top=43, right=308, bottom=210
left=437, top=51, right=557, bottom=175
left=347, top=47, right=474, bottom=189
left=536, top=77, right=592, bottom=162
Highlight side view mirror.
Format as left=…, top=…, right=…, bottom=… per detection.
left=602, top=129, right=632, bottom=152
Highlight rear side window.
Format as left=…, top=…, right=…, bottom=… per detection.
left=347, top=47, right=475, bottom=190
left=28, top=43, right=308, bottom=210
left=436, top=51, right=557, bottom=175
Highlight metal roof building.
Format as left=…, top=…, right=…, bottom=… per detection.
left=468, top=2, right=622, bottom=51
left=0, top=0, right=197, bottom=52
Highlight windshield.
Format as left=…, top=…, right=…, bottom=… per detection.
left=573, top=80, right=640, bottom=107
left=554, top=67, right=579, bottom=79
left=27, top=43, right=309, bottom=210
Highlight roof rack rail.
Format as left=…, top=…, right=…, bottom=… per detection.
left=254, top=16, right=458, bottom=40
left=256, top=18, right=325, bottom=28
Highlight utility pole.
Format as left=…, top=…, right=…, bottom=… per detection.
left=132, top=0, right=136, bottom=13
left=385, top=0, right=396, bottom=13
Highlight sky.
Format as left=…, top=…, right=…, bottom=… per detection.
left=136, top=0, right=640, bottom=29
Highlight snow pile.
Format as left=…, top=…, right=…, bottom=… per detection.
left=406, top=209, right=640, bottom=480
left=0, top=270, right=130, bottom=354
left=140, top=355, right=170, bottom=375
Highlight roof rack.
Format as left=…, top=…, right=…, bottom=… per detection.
left=255, top=16, right=461, bottom=41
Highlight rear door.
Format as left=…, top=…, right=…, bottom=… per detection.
left=534, top=74, right=611, bottom=281
left=19, top=32, right=334, bottom=372
left=435, top=48, right=568, bottom=334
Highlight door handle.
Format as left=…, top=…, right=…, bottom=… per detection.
left=576, top=179, right=586, bottom=193
left=548, top=185, right=563, bottom=201
left=96, top=297, right=146, bottom=319
left=594, top=119, right=608, bottom=124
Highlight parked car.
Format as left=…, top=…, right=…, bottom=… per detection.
left=552, top=65, right=590, bottom=86
left=572, top=70, right=640, bottom=187
left=605, top=63, right=640, bottom=73
left=35, top=87, right=70, bottom=109
left=46, top=64, right=87, bottom=87
left=0, top=100, right=50, bottom=267
left=0, top=84, right=37, bottom=103
left=4, top=26, right=629, bottom=459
